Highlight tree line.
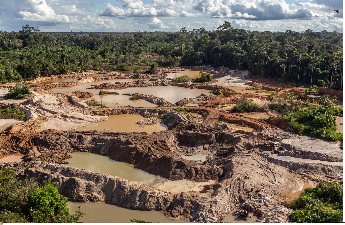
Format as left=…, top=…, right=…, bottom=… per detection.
left=0, top=22, right=342, bottom=89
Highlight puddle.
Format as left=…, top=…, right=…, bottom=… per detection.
left=283, top=182, right=315, bottom=204
left=166, top=69, right=201, bottom=79
left=75, top=114, right=167, bottom=134
left=222, top=213, right=258, bottom=223
left=68, top=202, right=188, bottom=223
left=67, top=152, right=215, bottom=194
left=0, top=153, right=23, bottom=163
left=336, top=116, right=343, bottom=133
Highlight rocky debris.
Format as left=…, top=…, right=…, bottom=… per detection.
left=175, top=93, right=211, bottom=106
left=256, top=206, right=293, bottom=223
left=73, top=91, right=94, bottom=99
left=125, top=93, right=174, bottom=106
left=136, top=117, right=160, bottom=127
left=90, top=79, right=171, bottom=90
left=279, top=135, right=342, bottom=162
left=17, top=161, right=174, bottom=209
left=17, top=92, right=107, bottom=131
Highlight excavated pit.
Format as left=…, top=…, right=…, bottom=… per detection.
left=0, top=70, right=342, bottom=223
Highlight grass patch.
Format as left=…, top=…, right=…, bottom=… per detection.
left=289, top=182, right=343, bottom=223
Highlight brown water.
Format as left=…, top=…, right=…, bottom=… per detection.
left=50, top=79, right=209, bottom=107
left=166, top=69, right=201, bottom=79
left=76, top=114, right=167, bottom=134
left=68, top=202, right=188, bottom=223
left=67, top=152, right=215, bottom=193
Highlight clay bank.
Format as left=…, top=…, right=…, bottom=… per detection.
left=0, top=67, right=342, bottom=223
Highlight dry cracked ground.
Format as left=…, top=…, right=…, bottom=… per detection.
left=0, top=68, right=342, bottom=222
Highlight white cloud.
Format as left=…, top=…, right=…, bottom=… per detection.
left=194, top=0, right=312, bottom=20
left=0, top=0, right=342, bottom=32
left=18, top=0, right=70, bottom=23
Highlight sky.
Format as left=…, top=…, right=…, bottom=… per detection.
left=0, top=0, right=343, bottom=32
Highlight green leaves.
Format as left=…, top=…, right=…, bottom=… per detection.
left=4, top=84, right=30, bottom=100
left=289, top=182, right=343, bottom=223
left=0, top=168, right=83, bottom=223
left=231, top=99, right=266, bottom=113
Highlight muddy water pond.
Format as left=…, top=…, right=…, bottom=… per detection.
left=76, top=114, right=167, bottom=134
left=68, top=202, right=187, bottom=223
left=67, top=152, right=214, bottom=194
left=50, top=79, right=209, bottom=107
left=117, top=86, right=209, bottom=104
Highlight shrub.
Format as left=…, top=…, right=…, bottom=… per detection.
left=4, top=84, right=30, bottom=99
left=231, top=100, right=266, bottom=113
left=193, top=71, right=212, bottom=83
left=174, top=75, right=190, bottom=83
left=129, top=94, right=142, bottom=101
left=289, top=182, right=343, bottom=223
left=0, top=105, right=27, bottom=120
left=0, top=167, right=83, bottom=223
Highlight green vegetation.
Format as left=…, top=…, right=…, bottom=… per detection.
left=130, top=218, right=152, bottom=223
left=289, top=182, right=343, bottom=223
left=193, top=71, right=212, bottom=83
left=85, top=98, right=106, bottom=108
left=129, top=94, right=143, bottom=101
left=174, top=75, right=190, bottom=83
left=0, top=23, right=342, bottom=90
left=174, top=108, right=209, bottom=117
left=0, top=105, right=26, bottom=120
left=4, top=84, right=30, bottom=99
left=99, top=89, right=105, bottom=95
left=268, top=96, right=342, bottom=142
left=0, top=167, right=83, bottom=223
left=231, top=99, right=266, bottom=113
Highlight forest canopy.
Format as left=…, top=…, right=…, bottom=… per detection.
left=0, top=23, right=342, bottom=89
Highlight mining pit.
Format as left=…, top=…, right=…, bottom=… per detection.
left=0, top=68, right=342, bottom=222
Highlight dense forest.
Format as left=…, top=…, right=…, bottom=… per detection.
left=0, top=22, right=343, bottom=89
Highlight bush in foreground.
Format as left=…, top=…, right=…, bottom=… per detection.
left=0, top=167, right=83, bottom=223
left=289, top=182, right=343, bottom=223
left=4, top=84, right=30, bottom=99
